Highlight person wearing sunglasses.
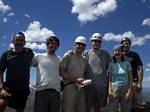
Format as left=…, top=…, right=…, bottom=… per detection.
left=84, top=33, right=111, bottom=112
left=0, top=32, right=34, bottom=112
left=120, top=37, right=143, bottom=112
left=59, top=36, right=93, bottom=112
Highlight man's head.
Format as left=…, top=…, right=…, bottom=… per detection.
left=120, top=37, right=131, bottom=53
left=12, top=32, right=25, bottom=51
left=90, top=33, right=102, bottom=50
left=46, top=36, right=60, bottom=54
left=75, top=36, right=86, bottom=54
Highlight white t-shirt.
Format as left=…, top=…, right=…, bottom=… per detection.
left=32, top=53, right=61, bottom=91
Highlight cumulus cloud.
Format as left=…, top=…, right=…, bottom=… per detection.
left=71, top=0, right=117, bottom=23
left=9, top=21, right=55, bottom=50
left=24, top=14, right=30, bottom=19
left=24, top=21, right=55, bottom=42
left=0, top=0, right=11, bottom=13
left=103, top=31, right=150, bottom=46
left=142, top=18, right=150, bottom=26
left=3, top=17, right=8, bottom=22
left=25, top=42, right=47, bottom=50
left=8, top=12, right=15, bottom=16
left=0, top=0, right=14, bottom=23
left=145, top=63, right=150, bottom=72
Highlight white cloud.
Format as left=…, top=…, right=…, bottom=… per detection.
left=145, top=63, right=150, bottom=72
left=3, top=17, right=8, bottom=22
left=103, top=31, right=150, bottom=46
left=0, top=0, right=11, bottom=13
left=9, top=42, right=47, bottom=50
left=25, top=42, right=47, bottom=50
left=71, top=0, right=117, bottom=23
left=142, top=18, right=150, bottom=26
left=8, top=12, right=15, bottom=16
left=24, top=21, right=55, bottom=42
left=24, top=14, right=30, bottom=19
left=8, top=21, right=55, bottom=50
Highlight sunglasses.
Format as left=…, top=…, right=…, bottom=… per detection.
left=76, top=42, right=86, bottom=46
left=92, top=40, right=101, bottom=43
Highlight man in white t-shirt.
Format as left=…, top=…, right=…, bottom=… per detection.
left=32, top=36, right=61, bottom=112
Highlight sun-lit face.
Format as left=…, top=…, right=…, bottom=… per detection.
left=92, top=39, right=102, bottom=50
left=47, top=40, right=59, bottom=54
left=121, top=40, right=131, bottom=52
left=12, top=36, right=25, bottom=49
left=75, top=42, right=86, bottom=54
left=113, top=48, right=122, bottom=59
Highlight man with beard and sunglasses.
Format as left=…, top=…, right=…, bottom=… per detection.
left=0, top=32, right=34, bottom=112
left=120, top=37, right=143, bottom=112
left=59, top=36, right=93, bottom=112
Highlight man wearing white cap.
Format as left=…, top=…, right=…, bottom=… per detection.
left=84, top=33, right=111, bottom=112
left=59, top=36, right=93, bottom=112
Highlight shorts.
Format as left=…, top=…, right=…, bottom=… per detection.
left=4, top=86, right=30, bottom=110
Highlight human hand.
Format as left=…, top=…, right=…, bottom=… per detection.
left=108, top=92, right=114, bottom=102
left=136, top=83, right=142, bottom=92
left=63, top=50, right=73, bottom=57
left=124, top=91, right=132, bottom=102
left=0, top=88, right=10, bottom=98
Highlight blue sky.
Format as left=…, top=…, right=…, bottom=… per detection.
left=0, top=0, right=150, bottom=87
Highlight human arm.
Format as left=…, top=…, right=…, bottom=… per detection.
left=59, top=55, right=83, bottom=85
left=108, top=72, right=113, bottom=102
left=136, top=65, right=143, bottom=92
left=124, top=63, right=133, bottom=102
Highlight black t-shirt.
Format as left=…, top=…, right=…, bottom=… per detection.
left=0, top=48, right=34, bottom=90
left=124, top=51, right=143, bottom=82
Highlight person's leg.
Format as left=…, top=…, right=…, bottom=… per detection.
left=120, top=85, right=132, bottom=112
left=63, top=84, right=77, bottom=112
left=49, top=90, right=60, bottom=112
left=85, top=85, right=93, bottom=112
left=93, top=86, right=108, bottom=112
left=132, top=83, right=142, bottom=111
left=108, top=97, right=119, bottom=112
left=108, top=85, right=120, bottom=112
left=0, top=99, right=8, bottom=112
left=8, top=89, right=29, bottom=112
left=76, top=88, right=85, bottom=112
left=34, top=90, right=49, bottom=112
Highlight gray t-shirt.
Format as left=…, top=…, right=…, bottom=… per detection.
left=84, top=49, right=111, bottom=86
left=60, top=54, right=92, bottom=84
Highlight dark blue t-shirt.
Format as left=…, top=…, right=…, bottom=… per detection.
left=124, top=51, right=143, bottom=82
left=0, top=48, right=34, bottom=90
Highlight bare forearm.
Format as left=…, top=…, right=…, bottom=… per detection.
left=0, top=70, right=4, bottom=87
left=59, top=68, right=77, bottom=83
left=138, top=66, right=143, bottom=84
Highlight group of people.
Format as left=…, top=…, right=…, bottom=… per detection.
left=0, top=31, right=143, bottom=112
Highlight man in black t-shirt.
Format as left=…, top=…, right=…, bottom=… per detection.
left=0, top=32, right=34, bottom=112
left=120, top=37, right=143, bottom=112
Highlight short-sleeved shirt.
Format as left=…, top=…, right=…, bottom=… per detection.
left=32, top=53, right=61, bottom=91
left=108, top=61, right=132, bottom=85
left=60, top=54, right=92, bottom=84
left=84, top=49, right=111, bottom=86
left=124, top=51, right=143, bottom=82
left=0, top=48, right=34, bottom=90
